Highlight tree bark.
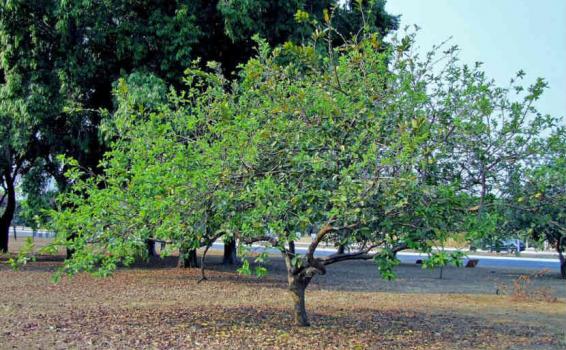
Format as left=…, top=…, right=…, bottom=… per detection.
left=288, top=275, right=311, bottom=327
left=0, top=171, right=16, bottom=253
left=146, top=239, right=157, bottom=257
left=223, top=239, right=239, bottom=265
left=557, top=237, right=565, bottom=280
left=559, top=250, right=565, bottom=280
left=66, top=233, right=77, bottom=259
left=178, top=248, right=198, bottom=268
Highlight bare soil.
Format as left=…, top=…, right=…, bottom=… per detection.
left=0, top=239, right=565, bottom=349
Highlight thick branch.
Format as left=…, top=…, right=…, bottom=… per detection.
left=306, top=221, right=335, bottom=260
left=321, top=241, right=408, bottom=266
left=240, top=235, right=280, bottom=248
left=288, top=240, right=296, bottom=255
left=306, top=220, right=362, bottom=260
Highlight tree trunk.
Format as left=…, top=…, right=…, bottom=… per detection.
left=557, top=237, right=565, bottom=280
left=223, top=239, right=239, bottom=265
left=146, top=239, right=156, bottom=257
left=178, top=248, right=198, bottom=268
left=288, top=275, right=310, bottom=327
left=66, top=233, right=77, bottom=259
left=0, top=171, right=16, bottom=253
left=559, top=250, right=565, bottom=280
left=337, top=244, right=346, bottom=255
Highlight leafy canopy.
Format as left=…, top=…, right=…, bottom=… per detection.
left=50, top=21, right=558, bottom=281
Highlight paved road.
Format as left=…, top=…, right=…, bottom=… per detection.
left=396, top=251, right=559, bottom=271
left=210, top=243, right=561, bottom=272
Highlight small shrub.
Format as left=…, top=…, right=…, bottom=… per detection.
left=498, top=270, right=558, bottom=303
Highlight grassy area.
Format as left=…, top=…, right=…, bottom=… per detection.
left=1, top=243, right=565, bottom=349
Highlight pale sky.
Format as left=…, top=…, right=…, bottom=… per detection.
left=385, top=0, right=566, bottom=121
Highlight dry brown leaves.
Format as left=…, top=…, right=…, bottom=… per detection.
left=0, top=255, right=564, bottom=349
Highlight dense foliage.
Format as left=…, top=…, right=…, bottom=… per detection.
left=0, top=1, right=62, bottom=251
left=48, top=8, right=562, bottom=324
left=0, top=0, right=398, bottom=252
left=501, top=131, right=566, bottom=277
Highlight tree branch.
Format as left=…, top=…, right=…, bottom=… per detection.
left=306, top=219, right=361, bottom=260
left=321, top=241, right=408, bottom=266
left=240, top=235, right=280, bottom=248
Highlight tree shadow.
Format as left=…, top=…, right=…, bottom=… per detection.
left=3, top=251, right=565, bottom=299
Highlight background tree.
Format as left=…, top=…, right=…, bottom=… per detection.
left=0, top=1, right=62, bottom=252
left=425, top=59, right=557, bottom=246
left=502, top=131, right=566, bottom=278
left=49, top=66, right=234, bottom=274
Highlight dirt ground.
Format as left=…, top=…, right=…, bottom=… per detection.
left=0, top=239, right=565, bottom=349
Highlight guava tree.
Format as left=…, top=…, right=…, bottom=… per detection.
left=205, top=33, right=478, bottom=326
left=417, top=53, right=557, bottom=247
left=502, top=131, right=566, bottom=278
left=50, top=21, right=558, bottom=325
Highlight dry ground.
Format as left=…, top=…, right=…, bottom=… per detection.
left=0, top=239, right=565, bottom=349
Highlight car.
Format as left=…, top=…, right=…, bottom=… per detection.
left=491, top=239, right=525, bottom=253
left=470, top=238, right=526, bottom=253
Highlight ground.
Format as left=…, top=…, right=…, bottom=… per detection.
left=0, top=239, right=565, bottom=349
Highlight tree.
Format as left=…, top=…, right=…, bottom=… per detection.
left=49, top=68, right=232, bottom=273
left=218, top=35, right=475, bottom=325
left=52, top=15, right=563, bottom=326
left=502, top=131, right=566, bottom=278
left=0, top=1, right=62, bottom=252
left=0, top=0, right=398, bottom=256
left=422, top=61, right=556, bottom=246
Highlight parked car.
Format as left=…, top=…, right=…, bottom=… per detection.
left=488, top=239, right=525, bottom=253
left=470, top=238, right=525, bottom=253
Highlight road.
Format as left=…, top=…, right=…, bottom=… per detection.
left=210, top=243, right=561, bottom=272
left=10, top=227, right=560, bottom=272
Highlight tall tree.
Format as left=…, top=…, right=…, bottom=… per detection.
left=0, top=1, right=61, bottom=252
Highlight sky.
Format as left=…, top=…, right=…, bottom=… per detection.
left=385, top=0, right=566, bottom=121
